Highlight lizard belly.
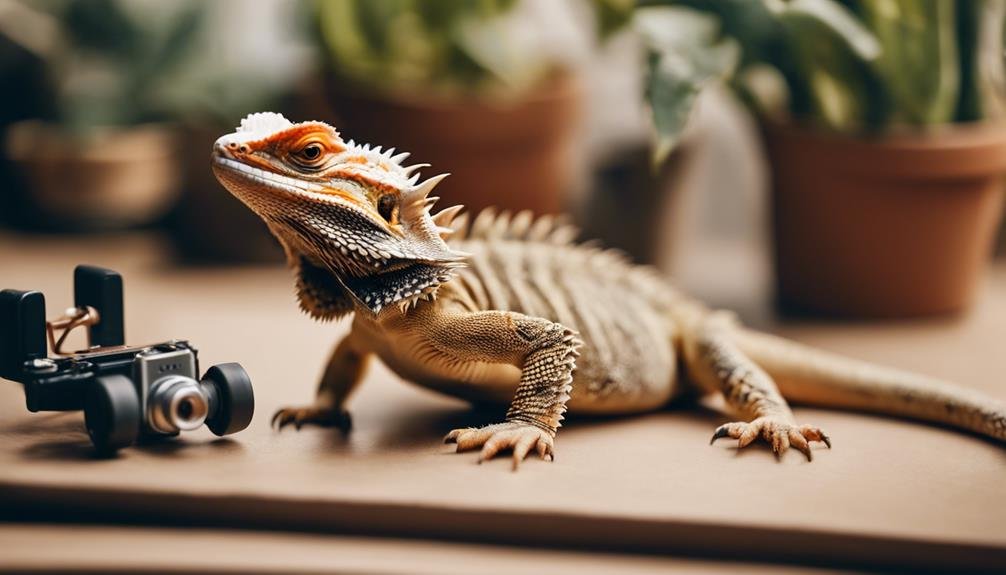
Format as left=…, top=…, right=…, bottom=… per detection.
left=354, top=319, right=523, bottom=405
left=362, top=323, right=677, bottom=414
left=385, top=351, right=523, bottom=405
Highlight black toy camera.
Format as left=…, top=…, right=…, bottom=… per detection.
left=0, top=265, right=254, bottom=453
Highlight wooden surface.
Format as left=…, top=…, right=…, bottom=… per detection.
left=1, top=231, right=1005, bottom=572
left=0, top=523, right=855, bottom=575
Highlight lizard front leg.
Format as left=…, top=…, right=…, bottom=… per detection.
left=272, top=334, right=370, bottom=433
left=426, top=310, right=581, bottom=469
left=683, top=313, right=830, bottom=460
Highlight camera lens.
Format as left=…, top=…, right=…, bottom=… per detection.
left=147, top=375, right=209, bottom=434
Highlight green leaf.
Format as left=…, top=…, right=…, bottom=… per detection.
left=639, top=7, right=739, bottom=163
left=954, top=0, right=1006, bottom=122
left=768, top=0, right=887, bottom=131
left=63, top=0, right=141, bottom=56
left=145, top=2, right=205, bottom=76
left=592, top=0, right=636, bottom=40
left=766, top=0, right=880, bottom=62
left=856, top=0, right=959, bottom=126
left=644, top=0, right=781, bottom=68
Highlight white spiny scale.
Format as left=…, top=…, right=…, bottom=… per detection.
left=237, top=111, right=292, bottom=135
left=491, top=211, right=512, bottom=237
left=432, top=205, right=464, bottom=227
left=403, top=163, right=430, bottom=176
left=373, top=146, right=382, bottom=154
left=410, top=173, right=449, bottom=202
left=471, top=207, right=497, bottom=237
left=450, top=213, right=470, bottom=238
left=510, top=210, right=534, bottom=238
left=390, top=152, right=411, bottom=164
left=527, top=214, right=555, bottom=242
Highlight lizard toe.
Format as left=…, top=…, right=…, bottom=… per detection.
left=271, top=405, right=349, bottom=432
left=446, top=422, right=554, bottom=469
left=710, top=417, right=830, bottom=461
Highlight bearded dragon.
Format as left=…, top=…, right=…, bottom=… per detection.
left=211, top=112, right=1006, bottom=468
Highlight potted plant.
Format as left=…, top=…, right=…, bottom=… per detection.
left=639, top=0, right=1006, bottom=317
left=164, top=70, right=291, bottom=263
left=0, top=0, right=206, bottom=231
left=312, top=0, right=629, bottom=217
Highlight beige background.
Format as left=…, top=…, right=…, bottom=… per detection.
left=1, top=231, right=1005, bottom=571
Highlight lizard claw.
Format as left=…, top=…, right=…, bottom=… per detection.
left=272, top=405, right=352, bottom=433
left=445, top=422, right=554, bottom=470
left=443, top=428, right=466, bottom=444
left=710, top=426, right=731, bottom=445
left=710, top=418, right=830, bottom=461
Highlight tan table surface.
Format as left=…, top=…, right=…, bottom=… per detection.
left=0, top=523, right=855, bottom=574
left=1, top=232, right=1004, bottom=571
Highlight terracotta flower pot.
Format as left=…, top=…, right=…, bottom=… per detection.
left=5, top=121, right=181, bottom=231
left=763, top=121, right=1006, bottom=318
left=324, top=74, right=580, bottom=216
left=581, top=141, right=695, bottom=266
left=998, top=205, right=1006, bottom=256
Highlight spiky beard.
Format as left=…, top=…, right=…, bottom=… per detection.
left=260, top=188, right=468, bottom=316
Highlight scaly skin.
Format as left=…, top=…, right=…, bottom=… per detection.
left=212, top=112, right=1006, bottom=469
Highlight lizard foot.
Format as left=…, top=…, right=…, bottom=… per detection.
left=444, top=422, right=554, bottom=470
left=710, top=417, right=830, bottom=461
left=271, top=405, right=351, bottom=433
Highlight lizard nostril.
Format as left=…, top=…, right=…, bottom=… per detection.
left=239, top=145, right=249, bottom=154
left=227, top=142, right=237, bottom=149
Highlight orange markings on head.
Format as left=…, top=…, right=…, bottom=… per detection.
left=240, top=152, right=280, bottom=174
left=327, top=169, right=401, bottom=196
left=290, top=130, right=343, bottom=154
left=260, top=122, right=345, bottom=159
left=316, top=185, right=366, bottom=206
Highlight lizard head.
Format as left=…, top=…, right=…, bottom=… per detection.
left=211, top=112, right=468, bottom=317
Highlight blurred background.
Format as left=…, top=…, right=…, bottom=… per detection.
left=2, top=0, right=1006, bottom=319
left=3, top=5, right=1005, bottom=572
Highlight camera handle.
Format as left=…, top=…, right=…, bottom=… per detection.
left=74, top=265, right=124, bottom=348
left=0, top=290, right=47, bottom=382
left=1, top=265, right=124, bottom=380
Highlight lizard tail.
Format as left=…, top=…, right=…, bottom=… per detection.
left=735, top=329, right=1006, bottom=442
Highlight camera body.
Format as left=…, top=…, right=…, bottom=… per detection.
left=1, top=265, right=254, bottom=452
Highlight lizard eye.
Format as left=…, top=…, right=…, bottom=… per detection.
left=301, top=143, right=323, bottom=161
left=377, top=194, right=397, bottom=222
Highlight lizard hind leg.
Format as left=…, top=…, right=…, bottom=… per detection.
left=684, top=313, right=831, bottom=461
left=735, top=329, right=1006, bottom=444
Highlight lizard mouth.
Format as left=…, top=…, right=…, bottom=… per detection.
left=213, top=155, right=326, bottom=196
left=211, top=154, right=378, bottom=215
